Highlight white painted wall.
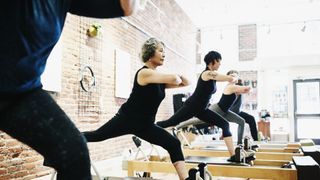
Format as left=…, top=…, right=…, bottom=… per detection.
left=175, top=0, right=320, bottom=28
left=257, top=21, right=320, bottom=57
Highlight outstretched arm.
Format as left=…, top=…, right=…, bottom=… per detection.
left=137, top=68, right=183, bottom=87
left=69, top=0, right=139, bottom=18
left=202, top=70, right=236, bottom=83
left=230, top=84, right=251, bottom=94
left=166, top=74, right=190, bottom=89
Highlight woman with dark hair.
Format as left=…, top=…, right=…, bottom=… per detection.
left=83, top=38, right=189, bottom=180
left=175, top=72, right=256, bottom=161
left=156, top=51, right=238, bottom=159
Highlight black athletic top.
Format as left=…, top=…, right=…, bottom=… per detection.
left=218, top=93, right=237, bottom=112
left=0, top=0, right=123, bottom=93
left=120, top=66, right=166, bottom=119
left=184, top=70, right=217, bottom=110
left=230, top=94, right=242, bottom=114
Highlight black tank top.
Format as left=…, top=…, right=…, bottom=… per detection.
left=120, top=66, right=166, bottom=118
left=184, top=70, right=217, bottom=110
left=230, top=94, right=242, bottom=114
left=217, top=93, right=237, bottom=112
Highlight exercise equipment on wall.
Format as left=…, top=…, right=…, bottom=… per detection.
left=78, top=17, right=103, bottom=120
left=79, top=65, right=96, bottom=92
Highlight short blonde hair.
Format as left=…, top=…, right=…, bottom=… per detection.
left=141, top=38, right=164, bottom=62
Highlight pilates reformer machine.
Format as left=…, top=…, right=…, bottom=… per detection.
left=183, top=138, right=303, bottom=161
left=168, top=119, right=304, bottom=162
left=173, top=117, right=301, bottom=151
left=123, top=136, right=320, bottom=180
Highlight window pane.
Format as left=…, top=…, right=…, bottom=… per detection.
left=297, top=117, right=320, bottom=139
left=296, top=82, right=320, bottom=114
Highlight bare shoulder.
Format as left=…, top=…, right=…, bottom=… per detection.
left=137, top=68, right=154, bottom=86
left=138, top=68, right=154, bottom=77
left=202, top=70, right=218, bottom=81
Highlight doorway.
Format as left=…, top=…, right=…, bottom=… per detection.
left=293, top=79, right=320, bottom=144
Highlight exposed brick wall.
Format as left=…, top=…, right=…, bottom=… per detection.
left=239, top=24, right=257, bottom=61
left=0, top=133, right=50, bottom=180
left=0, top=0, right=196, bottom=179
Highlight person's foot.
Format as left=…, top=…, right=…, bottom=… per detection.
left=227, top=155, right=238, bottom=162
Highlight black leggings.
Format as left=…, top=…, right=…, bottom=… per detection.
left=156, top=104, right=232, bottom=138
left=0, top=89, right=91, bottom=180
left=238, top=112, right=258, bottom=141
left=83, top=111, right=184, bottom=163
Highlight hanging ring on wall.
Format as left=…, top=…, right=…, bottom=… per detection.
left=80, top=65, right=96, bottom=92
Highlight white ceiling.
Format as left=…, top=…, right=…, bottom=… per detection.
left=174, top=0, right=320, bottom=28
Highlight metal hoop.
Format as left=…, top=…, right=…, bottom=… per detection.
left=80, top=65, right=96, bottom=92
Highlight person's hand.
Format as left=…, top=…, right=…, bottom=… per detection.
left=229, top=74, right=238, bottom=83
left=243, top=86, right=251, bottom=93
left=177, top=74, right=190, bottom=86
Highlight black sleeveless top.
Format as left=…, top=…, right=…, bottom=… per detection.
left=120, top=66, right=166, bottom=118
left=184, top=70, right=217, bottom=110
left=217, top=93, right=237, bottom=112
left=230, top=94, right=242, bottom=114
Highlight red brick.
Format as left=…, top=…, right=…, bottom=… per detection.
left=0, top=169, right=7, bottom=175
left=13, top=171, right=28, bottom=178
left=0, top=175, right=12, bottom=180
left=23, top=163, right=36, bottom=170
left=8, top=165, right=22, bottom=173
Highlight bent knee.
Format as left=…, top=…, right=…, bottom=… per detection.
left=220, top=121, right=230, bottom=131
left=238, top=119, right=245, bottom=126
